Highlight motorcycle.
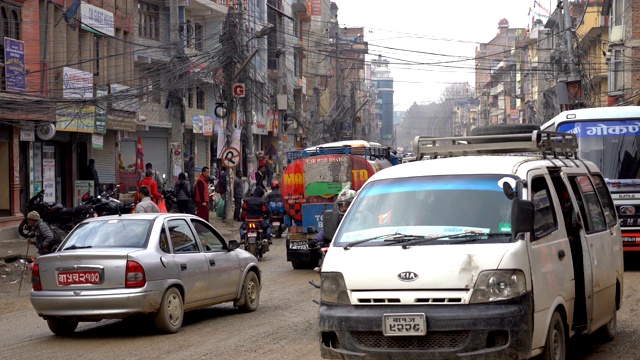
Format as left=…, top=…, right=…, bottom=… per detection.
left=268, top=201, right=286, bottom=238
left=83, top=185, right=134, bottom=216
left=242, top=218, right=270, bottom=259
left=18, top=190, right=94, bottom=237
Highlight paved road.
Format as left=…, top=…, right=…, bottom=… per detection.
left=1, top=233, right=640, bottom=359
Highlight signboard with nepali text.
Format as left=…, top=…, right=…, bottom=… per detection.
left=4, top=38, right=25, bottom=92
left=81, top=1, right=114, bottom=37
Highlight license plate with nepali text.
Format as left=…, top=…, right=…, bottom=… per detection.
left=57, top=271, right=101, bottom=285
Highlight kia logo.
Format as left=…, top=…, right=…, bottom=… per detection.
left=398, top=271, right=418, bottom=281
left=620, top=206, right=636, bottom=216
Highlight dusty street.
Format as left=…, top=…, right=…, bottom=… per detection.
left=1, top=223, right=640, bottom=359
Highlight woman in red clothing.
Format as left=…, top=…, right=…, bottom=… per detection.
left=194, top=167, right=211, bottom=221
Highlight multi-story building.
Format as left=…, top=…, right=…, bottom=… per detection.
left=476, top=19, right=525, bottom=125
left=0, top=0, right=52, bottom=230
left=371, top=55, right=394, bottom=146
left=520, top=20, right=553, bottom=124
left=575, top=1, right=609, bottom=108
left=602, top=0, right=635, bottom=105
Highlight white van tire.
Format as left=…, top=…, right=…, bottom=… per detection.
left=542, top=311, right=566, bottom=360
left=596, top=306, right=617, bottom=342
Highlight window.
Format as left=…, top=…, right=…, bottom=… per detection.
left=191, top=219, right=224, bottom=252
left=138, top=2, right=160, bottom=40
left=196, top=86, right=205, bottom=110
left=610, top=49, right=624, bottom=92
left=569, top=176, right=607, bottom=233
left=612, top=0, right=624, bottom=27
left=186, top=20, right=193, bottom=47
left=62, top=220, right=151, bottom=249
left=194, top=23, right=203, bottom=51
left=0, top=4, right=21, bottom=55
left=531, top=176, right=558, bottom=240
left=140, top=70, right=161, bottom=104
left=187, top=87, right=194, bottom=108
left=167, top=219, right=199, bottom=253
left=591, top=175, right=617, bottom=227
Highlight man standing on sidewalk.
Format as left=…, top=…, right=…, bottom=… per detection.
left=233, top=169, right=244, bottom=222
left=194, top=167, right=211, bottom=222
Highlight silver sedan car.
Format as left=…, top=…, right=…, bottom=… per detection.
left=30, top=213, right=261, bottom=335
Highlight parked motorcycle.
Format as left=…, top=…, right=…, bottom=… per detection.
left=18, top=190, right=94, bottom=237
left=83, top=185, right=134, bottom=216
left=242, top=218, right=270, bottom=259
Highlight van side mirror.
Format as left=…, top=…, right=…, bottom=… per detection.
left=322, top=209, right=341, bottom=240
left=511, top=197, right=535, bottom=235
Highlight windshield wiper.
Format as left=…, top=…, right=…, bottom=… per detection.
left=399, top=232, right=512, bottom=248
left=343, top=232, right=419, bottom=250
left=62, top=245, right=93, bottom=250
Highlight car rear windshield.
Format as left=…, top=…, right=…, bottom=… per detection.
left=62, top=219, right=153, bottom=249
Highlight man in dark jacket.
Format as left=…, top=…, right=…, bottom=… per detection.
left=26, top=211, right=60, bottom=255
left=239, top=187, right=271, bottom=242
left=254, top=165, right=266, bottom=190
left=87, top=159, right=100, bottom=196
left=233, top=169, right=244, bottom=222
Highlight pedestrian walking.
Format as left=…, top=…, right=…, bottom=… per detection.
left=266, top=155, right=276, bottom=188
left=174, top=172, right=191, bottom=214
left=139, top=162, right=164, bottom=192
left=234, top=169, right=244, bottom=222
left=194, top=166, right=210, bottom=221
left=255, top=164, right=266, bottom=191
left=136, top=169, right=163, bottom=204
left=87, top=159, right=100, bottom=196
left=135, top=186, right=160, bottom=213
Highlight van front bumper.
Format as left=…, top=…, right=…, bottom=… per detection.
left=318, top=292, right=532, bottom=360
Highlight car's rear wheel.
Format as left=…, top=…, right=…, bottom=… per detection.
left=238, top=271, right=260, bottom=313
left=542, top=311, right=566, bottom=360
left=46, top=318, right=78, bottom=336
left=154, top=287, right=184, bottom=334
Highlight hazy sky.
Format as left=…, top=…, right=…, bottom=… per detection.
left=336, top=0, right=547, bottom=111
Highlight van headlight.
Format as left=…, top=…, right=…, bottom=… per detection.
left=469, top=270, right=526, bottom=303
left=321, top=272, right=350, bottom=305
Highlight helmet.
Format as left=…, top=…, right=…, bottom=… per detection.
left=335, top=189, right=356, bottom=214
left=271, top=181, right=279, bottom=190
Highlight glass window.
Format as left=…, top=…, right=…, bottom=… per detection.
left=334, top=175, right=516, bottom=247
left=167, top=219, right=199, bottom=253
left=195, top=23, right=203, bottom=51
left=138, top=2, right=160, bottom=40
left=570, top=176, right=607, bottom=233
left=591, top=174, right=617, bottom=227
left=196, top=86, right=205, bottom=110
left=61, top=219, right=152, bottom=249
left=530, top=176, right=558, bottom=240
left=191, top=219, right=224, bottom=252
left=159, top=227, right=170, bottom=253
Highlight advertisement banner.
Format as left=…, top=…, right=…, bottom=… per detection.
left=192, top=115, right=203, bottom=133
left=63, top=67, right=93, bottom=99
left=80, top=1, right=115, bottom=37
left=74, top=181, right=94, bottom=207
left=92, top=133, right=104, bottom=150
left=56, top=106, right=96, bottom=133
left=110, top=83, right=138, bottom=112
left=4, top=37, right=25, bottom=92
left=94, top=86, right=108, bottom=134
left=171, top=142, right=183, bottom=180
left=216, top=124, right=225, bottom=158
left=203, top=116, right=213, bottom=136
left=42, top=145, right=56, bottom=203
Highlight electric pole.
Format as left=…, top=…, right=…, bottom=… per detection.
left=562, top=0, right=580, bottom=81
left=169, top=0, right=184, bottom=182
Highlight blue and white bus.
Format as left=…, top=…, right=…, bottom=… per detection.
left=542, top=106, right=640, bottom=251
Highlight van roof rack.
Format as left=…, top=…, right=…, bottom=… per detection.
left=413, top=131, right=579, bottom=160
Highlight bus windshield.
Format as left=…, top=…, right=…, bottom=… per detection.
left=558, top=120, right=640, bottom=181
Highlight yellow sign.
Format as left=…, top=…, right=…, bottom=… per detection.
left=56, top=105, right=96, bottom=133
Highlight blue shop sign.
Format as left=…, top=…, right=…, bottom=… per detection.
left=4, top=38, right=26, bottom=92
left=558, top=120, right=640, bottom=137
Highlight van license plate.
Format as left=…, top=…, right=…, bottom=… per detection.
left=383, top=313, right=426, bottom=336
left=289, top=240, right=308, bottom=250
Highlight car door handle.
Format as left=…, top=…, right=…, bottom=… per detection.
left=209, top=259, right=216, bottom=266
left=180, top=263, right=187, bottom=271
left=558, top=250, right=566, bottom=260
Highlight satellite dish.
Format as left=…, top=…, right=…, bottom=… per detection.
left=36, top=123, right=56, bottom=141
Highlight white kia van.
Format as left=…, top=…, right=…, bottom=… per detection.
left=318, top=129, right=623, bottom=360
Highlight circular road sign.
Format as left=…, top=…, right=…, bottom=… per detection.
left=221, top=146, right=241, bottom=168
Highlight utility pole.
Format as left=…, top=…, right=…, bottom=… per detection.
left=562, top=0, right=580, bottom=81
left=169, top=0, right=184, bottom=181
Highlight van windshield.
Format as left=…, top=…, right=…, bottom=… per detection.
left=334, top=174, right=517, bottom=247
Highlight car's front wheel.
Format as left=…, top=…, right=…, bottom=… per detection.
left=46, top=318, right=78, bottom=336
left=154, top=287, right=184, bottom=334
left=238, top=271, right=260, bottom=313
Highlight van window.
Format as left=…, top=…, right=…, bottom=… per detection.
left=590, top=174, right=617, bottom=227
left=334, top=174, right=516, bottom=247
left=569, top=176, right=607, bottom=233
left=530, top=176, right=558, bottom=240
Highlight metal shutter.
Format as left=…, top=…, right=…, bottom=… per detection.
left=92, top=131, right=116, bottom=184
left=141, top=133, right=169, bottom=179
left=196, top=139, right=207, bottom=170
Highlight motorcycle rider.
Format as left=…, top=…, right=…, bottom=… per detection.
left=239, top=187, right=272, bottom=244
left=25, top=211, right=60, bottom=255
left=265, top=181, right=283, bottom=210
left=309, top=189, right=356, bottom=248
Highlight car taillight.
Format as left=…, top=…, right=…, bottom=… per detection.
left=125, top=260, right=146, bottom=288
left=32, top=264, right=42, bottom=291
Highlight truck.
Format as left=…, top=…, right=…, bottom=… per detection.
left=283, top=140, right=395, bottom=269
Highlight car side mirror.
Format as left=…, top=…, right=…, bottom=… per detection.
left=511, top=197, right=535, bottom=235
left=228, top=240, right=240, bottom=250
